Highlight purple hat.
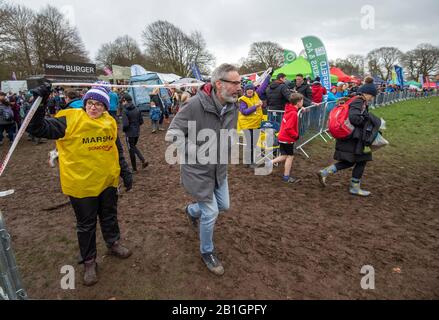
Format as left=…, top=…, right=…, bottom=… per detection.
left=83, top=86, right=110, bottom=110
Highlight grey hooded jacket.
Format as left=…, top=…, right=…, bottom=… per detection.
left=165, top=83, right=238, bottom=202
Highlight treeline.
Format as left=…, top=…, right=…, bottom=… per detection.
left=1, top=1, right=438, bottom=81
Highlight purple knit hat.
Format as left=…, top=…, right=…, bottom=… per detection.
left=83, top=85, right=110, bottom=110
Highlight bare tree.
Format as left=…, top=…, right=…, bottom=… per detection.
left=366, top=47, right=403, bottom=80
left=141, top=20, right=215, bottom=76
left=247, top=41, right=284, bottom=70
left=402, top=43, right=439, bottom=81
left=0, top=3, right=89, bottom=79
left=35, top=6, right=89, bottom=64
left=0, top=3, right=36, bottom=76
left=333, top=55, right=365, bottom=77
left=96, top=35, right=145, bottom=69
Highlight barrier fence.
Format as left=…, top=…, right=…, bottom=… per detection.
left=0, top=211, right=27, bottom=300
left=267, top=89, right=438, bottom=158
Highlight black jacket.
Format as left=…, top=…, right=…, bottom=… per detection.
left=294, top=83, right=313, bottom=107
left=334, top=96, right=377, bottom=163
left=27, top=96, right=132, bottom=183
left=122, top=103, right=143, bottom=138
left=265, top=81, right=291, bottom=111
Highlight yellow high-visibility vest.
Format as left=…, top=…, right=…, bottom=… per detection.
left=55, top=109, right=120, bottom=198
left=238, top=93, right=263, bottom=131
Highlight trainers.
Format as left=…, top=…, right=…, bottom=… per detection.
left=185, top=204, right=199, bottom=232
left=201, top=252, right=225, bottom=276
left=83, top=259, right=98, bottom=286
left=142, top=161, right=149, bottom=169
left=107, top=241, right=132, bottom=259
left=282, top=176, right=301, bottom=184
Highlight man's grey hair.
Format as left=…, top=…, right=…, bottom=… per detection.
left=211, top=64, right=239, bottom=89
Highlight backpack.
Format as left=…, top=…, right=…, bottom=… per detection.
left=328, top=97, right=364, bottom=140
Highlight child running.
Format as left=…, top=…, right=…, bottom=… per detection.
left=270, top=93, right=303, bottom=183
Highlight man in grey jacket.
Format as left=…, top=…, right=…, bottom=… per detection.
left=165, top=64, right=241, bottom=276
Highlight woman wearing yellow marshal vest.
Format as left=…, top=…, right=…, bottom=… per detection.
left=238, top=80, right=269, bottom=168
left=28, top=82, right=133, bottom=287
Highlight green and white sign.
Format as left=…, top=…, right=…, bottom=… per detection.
left=301, top=35, right=331, bottom=91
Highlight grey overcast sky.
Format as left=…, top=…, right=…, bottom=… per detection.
left=11, top=0, right=439, bottom=68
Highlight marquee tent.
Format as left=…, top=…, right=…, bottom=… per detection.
left=273, top=56, right=339, bottom=84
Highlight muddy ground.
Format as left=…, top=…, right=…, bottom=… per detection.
left=0, top=112, right=438, bottom=300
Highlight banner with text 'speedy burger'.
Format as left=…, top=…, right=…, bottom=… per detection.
left=44, top=60, right=96, bottom=77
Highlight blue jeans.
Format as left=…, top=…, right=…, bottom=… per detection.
left=187, top=178, right=230, bottom=254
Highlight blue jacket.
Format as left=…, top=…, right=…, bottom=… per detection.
left=327, top=92, right=337, bottom=102
left=66, top=99, right=83, bottom=109
left=150, top=106, right=161, bottom=121
left=109, top=91, right=119, bottom=112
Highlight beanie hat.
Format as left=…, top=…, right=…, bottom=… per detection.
left=83, top=86, right=110, bottom=110
left=244, top=83, right=255, bottom=91
left=358, top=83, right=378, bottom=97
left=123, top=93, right=133, bottom=102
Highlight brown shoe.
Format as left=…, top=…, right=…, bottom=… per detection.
left=108, top=241, right=132, bottom=259
left=83, top=259, right=98, bottom=286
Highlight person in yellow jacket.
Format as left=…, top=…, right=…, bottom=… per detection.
left=27, top=82, right=133, bottom=287
left=238, top=81, right=267, bottom=168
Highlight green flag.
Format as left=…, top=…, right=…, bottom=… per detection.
left=284, top=50, right=297, bottom=65
left=301, top=35, right=331, bottom=91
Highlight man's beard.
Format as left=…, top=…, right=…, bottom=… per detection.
left=223, top=92, right=238, bottom=104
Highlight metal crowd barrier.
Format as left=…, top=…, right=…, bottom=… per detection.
left=0, top=211, right=27, bottom=300
left=297, top=89, right=437, bottom=157
left=295, top=103, right=328, bottom=158
left=264, top=90, right=437, bottom=158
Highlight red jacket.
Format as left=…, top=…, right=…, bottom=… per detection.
left=312, top=83, right=327, bottom=104
left=278, top=103, right=299, bottom=143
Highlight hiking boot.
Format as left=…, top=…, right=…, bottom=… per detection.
left=107, top=241, right=132, bottom=259
left=83, top=259, right=98, bottom=286
left=185, top=204, right=199, bottom=232
left=142, top=161, right=149, bottom=169
left=317, top=164, right=337, bottom=187
left=282, top=176, right=301, bottom=184
left=201, top=252, right=224, bottom=276
left=349, top=179, right=371, bottom=197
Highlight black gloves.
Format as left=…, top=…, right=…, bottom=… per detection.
left=30, top=80, right=52, bottom=99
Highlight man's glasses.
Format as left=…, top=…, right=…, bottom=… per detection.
left=220, top=79, right=242, bottom=86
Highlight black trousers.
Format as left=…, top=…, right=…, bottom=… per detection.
left=69, top=187, right=120, bottom=264
left=242, top=129, right=260, bottom=164
left=126, top=136, right=145, bottom=171
left=335, top=161, right=367, bottom=180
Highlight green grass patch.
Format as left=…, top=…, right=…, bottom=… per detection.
left=371, top=97, right=439, bottom=163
